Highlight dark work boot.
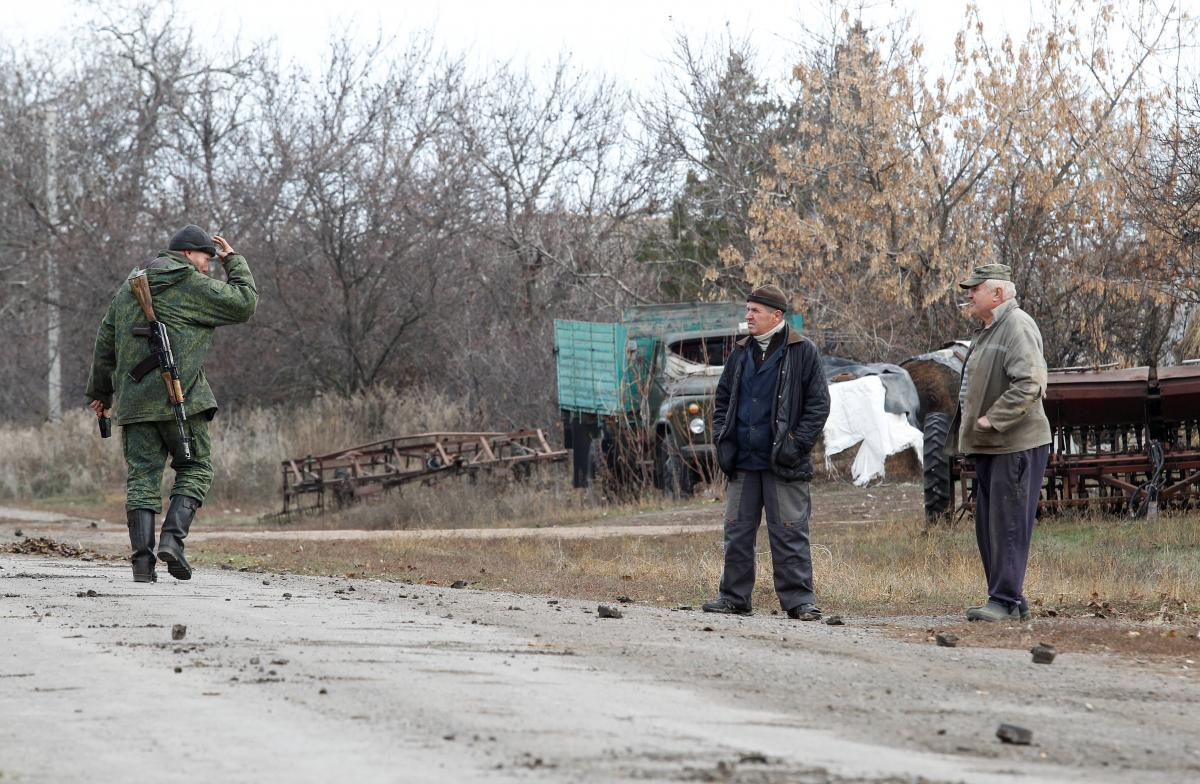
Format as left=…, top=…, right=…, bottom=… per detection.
left=126, top=509, right=157, bottom=583
left=787, top=603, right=822, bottom=621
left=157, top=495, right=200, bottom=581
left=701, top=597, right=752, bottom=616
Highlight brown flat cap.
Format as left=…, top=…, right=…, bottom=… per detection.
left=747, top=284, right=788, bottom=312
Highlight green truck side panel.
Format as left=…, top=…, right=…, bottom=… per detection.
left=620, top=302, right=748, bottom=336
left=555, top=303, right=804, bottom=416
left=554, top=320, right=630, bottom=416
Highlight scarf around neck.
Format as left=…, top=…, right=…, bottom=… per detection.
left=753, top=319, right=786, bottom=351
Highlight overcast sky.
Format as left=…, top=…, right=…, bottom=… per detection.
left=3, top=1, right=1195, bottom=91
left=4, top=1, right=1036, bottom=85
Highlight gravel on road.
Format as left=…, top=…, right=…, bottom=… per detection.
left=2, top=554, right=1198, bottom=783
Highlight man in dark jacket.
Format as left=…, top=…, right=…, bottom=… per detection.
left=702, top=285, right=831, bottom=620
left=86, top=225, right=258, bottom=583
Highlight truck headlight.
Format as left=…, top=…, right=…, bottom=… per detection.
left=689, top=417, right=705, bottom=435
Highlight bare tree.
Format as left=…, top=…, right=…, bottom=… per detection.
left=257, top=36, right=475, bottom=396
left=454, top=58, right=659, bottom=313
left=639, top=34, right=800, bottom=300
left=1124, top=80, right=1200, bottom=358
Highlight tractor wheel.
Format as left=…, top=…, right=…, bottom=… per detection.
left=922, top=412, right=952, bottom=524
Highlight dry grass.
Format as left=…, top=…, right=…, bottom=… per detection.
left=0, top=410, right=120, bottom=500
left=8, top=395, right=1196, bottom=624
left=0, top=385, right=474, bottom=506
left=193, top=509, right=1200, bottom=620
left=286, top=470, right=680, bottom=531
left=818, top=512, right=1200, bottom=617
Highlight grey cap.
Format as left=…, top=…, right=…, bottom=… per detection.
left=959, top=263, right=1012, bottom=289
left=168, top=224, right=216, bottom=257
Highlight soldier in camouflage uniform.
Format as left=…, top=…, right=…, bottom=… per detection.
left=86, top=225, right=258, bottom=582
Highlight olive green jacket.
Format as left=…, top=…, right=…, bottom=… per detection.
left=950, top=298, right=1052, bottom=455
left=85, top=250, right=258, bottom=425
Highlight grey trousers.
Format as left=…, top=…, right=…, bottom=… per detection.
left=973, top=445, right=1050, bottom=611
left=716, top=470, right=816, bottom=612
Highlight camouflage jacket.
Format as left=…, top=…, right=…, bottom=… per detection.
left=85, top=250, right=258, bottom=425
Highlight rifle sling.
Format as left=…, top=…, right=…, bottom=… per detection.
left=128, top=354, right=159, bottom=383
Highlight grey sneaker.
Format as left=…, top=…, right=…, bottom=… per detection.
left=966, top=600, right=1020, bottom=622
left=968, top=601, right=1032, bottom=621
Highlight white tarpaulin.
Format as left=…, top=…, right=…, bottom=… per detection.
left=664, top=350, right=723, bottom=380
left=823, top=375, right=924, bottom=486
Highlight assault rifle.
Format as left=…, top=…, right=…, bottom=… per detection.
left=128, top=271, right=193, bottom=460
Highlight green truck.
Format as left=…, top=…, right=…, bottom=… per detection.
left=554, top=303, right=803, bottom=495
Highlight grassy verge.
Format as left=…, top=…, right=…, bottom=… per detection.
left=282, top=475, right=683, bottom=530
left=193, top=511, right=1200, bottom=620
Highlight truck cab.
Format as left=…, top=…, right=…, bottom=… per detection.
left=555, top=303, right=802, bottom=496
left=649, top=329, right=739, bottom=495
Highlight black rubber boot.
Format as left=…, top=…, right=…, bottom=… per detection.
left=157, top=495, right=200, bottom=581
left=126, top=509, right=157, bottom=583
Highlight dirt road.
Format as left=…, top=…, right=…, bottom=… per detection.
left=0, top=484, right=913, bottom=552
left=0, top=504, right=725, bottom=549
left=3, top=554, right=1197, bottom=783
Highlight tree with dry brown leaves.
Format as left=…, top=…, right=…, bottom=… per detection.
left=730, top=1, right=1195, bottom=367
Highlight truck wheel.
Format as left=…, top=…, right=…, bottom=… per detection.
left=569, top=421, right=599, bottom=489
left=922, top=412, right=952, bottom=524
left=660, top=437, right=695, bottom=499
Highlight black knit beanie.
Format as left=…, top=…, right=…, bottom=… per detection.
left=168, top=224, right=216, bottom=256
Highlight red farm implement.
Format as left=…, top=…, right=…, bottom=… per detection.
left=280, top=430, right=567, bottom=515
left=955, top=365, right=1200, bottom=516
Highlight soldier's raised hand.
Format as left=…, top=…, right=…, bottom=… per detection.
left=212, top=234, right=235, bottom=259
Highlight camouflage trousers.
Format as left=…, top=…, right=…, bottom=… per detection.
left=122, top=419, right=212, bottom=513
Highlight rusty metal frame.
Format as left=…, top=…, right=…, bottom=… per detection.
left=281, top=430, right=567, bottom=514
left=954, top=365, right=1200, bottom=516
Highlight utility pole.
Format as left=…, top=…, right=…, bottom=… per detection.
left=45, top=106, right=61, bottom=421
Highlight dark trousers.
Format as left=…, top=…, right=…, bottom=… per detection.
left=717, top=470, right=815, bottom=612
left=973, top=445, right=1050, bottom=611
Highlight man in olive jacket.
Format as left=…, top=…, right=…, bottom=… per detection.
left=86, top=225, right=258, bottom=582
left=951, top=263, right=1052, bottom=622
left=702, top=285, right=831, bottom=620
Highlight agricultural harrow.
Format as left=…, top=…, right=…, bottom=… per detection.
left=280, top=430, right=566, bottom=514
